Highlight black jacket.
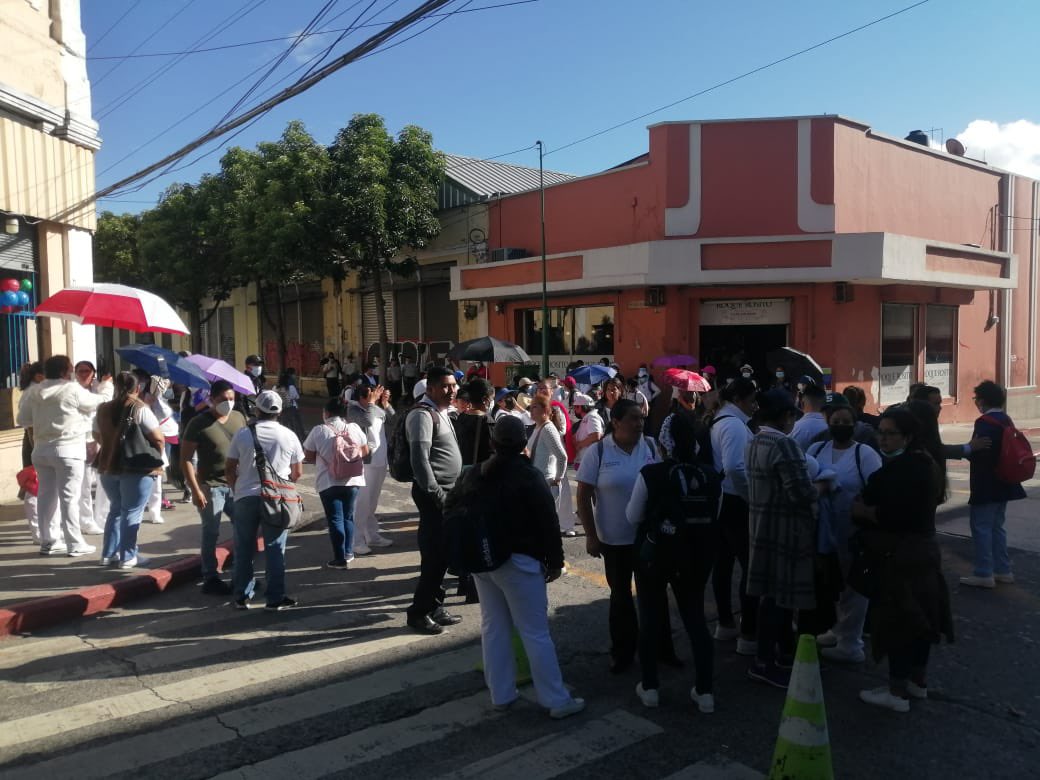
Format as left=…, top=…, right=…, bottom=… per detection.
left=968, top=411, right=1028, bottom=505
left=446, top=452, right=564, bottom=570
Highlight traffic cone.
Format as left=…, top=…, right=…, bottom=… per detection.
left=768, top=634, right=834, bottom=780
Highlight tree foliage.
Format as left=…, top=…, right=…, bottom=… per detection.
left=93, top=211, right=143, bottom=286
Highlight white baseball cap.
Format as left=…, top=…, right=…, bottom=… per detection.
left=412, top=378, right=427, bottom=399
left=255, top=390, right=283, bottom=414
left=572, top=392, right=593, bottom=407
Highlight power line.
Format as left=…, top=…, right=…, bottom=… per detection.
left=297, top=0, right=386, bottom=80
left=85, top=0, right=458, bottom=209
left=93, top=0, right=200, bottom=87
left=87, top=0, right=540, bottom=60
left=87, top=0, right=144, bottom=54
left=545, top=0, right=933, bottom=156
left=95, top=0, right=270, bottom=120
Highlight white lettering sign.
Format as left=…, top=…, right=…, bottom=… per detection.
left=880, top=365, right=913, bottom=406
left=924, top=362, right=952, bottom=398
left=700, top=298, right=791, bottom=327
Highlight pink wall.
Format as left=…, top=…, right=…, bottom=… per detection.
left=1009, top=176, right=1036, bottom=388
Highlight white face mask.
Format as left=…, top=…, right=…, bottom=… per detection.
left=214, top=399, right=234, bottom=417
left=249, top=365, right=262, bottom=377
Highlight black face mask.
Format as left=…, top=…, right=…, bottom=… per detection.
left=830, top=424, right=855, bottom=443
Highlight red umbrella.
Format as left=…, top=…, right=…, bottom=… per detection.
left=652, top=354, right=696, bottom=368
left=662, top=368, right=711, bottom=392
left=35, top=284, right=189, bottom=335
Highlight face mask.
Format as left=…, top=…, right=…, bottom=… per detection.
left=741, top=371, right=752, bottom=379
left=249, top=365, right=262, bottom=377
left=882, top=448, right=905, bottom=458
left=775, top=371, right=784, bottom=379
left=163, top=387, right=175, bottom=400
left=829, top=424, right=854, bottom=443
left=214, top=399, right=234, bottom=417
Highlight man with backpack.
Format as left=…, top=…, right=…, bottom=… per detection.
left=403, top=366, right=464, bottom=634
left=960, top=380, right=1032, bottom=589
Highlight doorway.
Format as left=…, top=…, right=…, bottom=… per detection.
left=699, top=324, right=788, bottom=385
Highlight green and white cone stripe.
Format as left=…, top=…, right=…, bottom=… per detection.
left=768, top=634, right=834, bottom=780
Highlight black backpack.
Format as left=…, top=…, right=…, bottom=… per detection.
left=387, top=406, right=439, bottom=482
left=443, top=468, right=511, bottom=574
left=639, top=460, right=722, bottom=565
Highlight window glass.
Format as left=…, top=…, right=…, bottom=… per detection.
left=925, top=305, right=956, bottom=397
left=880, top=304, right=916, bottom=405
left=520, top=305, right=615, bottom=365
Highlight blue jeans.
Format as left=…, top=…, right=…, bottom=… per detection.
left=969, top=502, right=1011, bottom=577
left=232, top=496, right=288, bottom=605
left=100, top=472, right=154, bottom=562
left=319, top=485, right=360, bottom=562
left=199, top=485, right=234, bottom=579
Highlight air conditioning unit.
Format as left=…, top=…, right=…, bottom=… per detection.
left=646, top=286, right=665, bottom=307
left=834, top=282, right=854, bottom=304
left=490, top=247, right=529, bottom=262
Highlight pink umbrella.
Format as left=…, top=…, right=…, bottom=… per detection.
left=652, top=354, right=696, bottom=369
left=662, top=368, right=712, bottom=392
left=184, top=354, right=255, bottom=396
left=35, top=283, right=189, bottom=334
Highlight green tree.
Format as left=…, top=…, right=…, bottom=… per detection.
left=325, top=113, right=445, bottom=372
left=93, top=211, right=143, bottom=285
left=221, top=120, right=330, bottom=369
left=136, top=176, right=241, bottom=352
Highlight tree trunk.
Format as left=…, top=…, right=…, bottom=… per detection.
left=189, top=307, right=203, bottom=353
left=372, top=262, right=389, bottom=381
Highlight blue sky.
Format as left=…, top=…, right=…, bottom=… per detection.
left=84, top=0, right=1040, bottom=213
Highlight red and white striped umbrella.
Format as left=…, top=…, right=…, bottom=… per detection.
left=35, top=283, right=189, bottom=335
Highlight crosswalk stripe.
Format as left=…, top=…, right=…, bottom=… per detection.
left=210, top=690, right=518, bottom=780
left=4, top=645, right=480, bottom=779
left=436, top=709, right=663, bottom=780
left=661, top=759, right=764, bottom=779
left=0, top=627, right=443, bottom=750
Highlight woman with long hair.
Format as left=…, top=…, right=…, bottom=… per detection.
left=852, top=407, right=953, bottom=713
left=94, top=371, right=165, bottom=568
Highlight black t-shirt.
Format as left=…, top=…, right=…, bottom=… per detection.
left=452, top=413, right=493, bottom=467
left=183, top=411, right=247, bottom=486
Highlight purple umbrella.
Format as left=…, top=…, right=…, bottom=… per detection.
left=652, top=354, right=697, bottom=368
left=184, top=354, right=255, bottom=395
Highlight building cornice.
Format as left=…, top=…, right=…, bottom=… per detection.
left=0, top=80, right=100, bottom=151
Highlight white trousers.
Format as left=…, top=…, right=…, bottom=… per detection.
left=24, top=495, right=40, bottom=543
left=145, top=474, right=163, bottom=522
left=355, top=463, right=388, bottom=543
left=473, top=554, right=571, bottom=709
left=32, top=453, right=86, bottom=548
left=557, top=475, right=574, bottom=532
left=78, top=464, right=107, bottom=531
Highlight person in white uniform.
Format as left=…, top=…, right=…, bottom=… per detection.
left=73, top=360, right=112, bottom=536
left=450, top=415, right=585, bottom=720
left=348, top=384, right=395, bottom=553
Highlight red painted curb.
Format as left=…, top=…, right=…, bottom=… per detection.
left=0, top=540, right=242, bottom=639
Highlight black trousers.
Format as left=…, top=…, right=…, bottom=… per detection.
left=755, top=597, right=794, bottom=665
left=634, top=530, right=716, bottom=694
left=325, top=377, right=341, bottom=398
left=712, top=493, right=758, bottom=638
left=602, top=543, right=676, bottom=664
left=407, top=485, right=449, bottom=621
left=888, top=639, right=931, bottom=683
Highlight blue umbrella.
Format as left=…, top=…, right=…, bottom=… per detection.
left=115, top=344, right=210, bottom=389
left=567, top=364, right=617, bottom=385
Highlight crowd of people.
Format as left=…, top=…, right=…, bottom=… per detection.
left=13, top=348, right=1032, bottom=721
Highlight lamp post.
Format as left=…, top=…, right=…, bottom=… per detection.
left=537, top=140, right=548, bottom=377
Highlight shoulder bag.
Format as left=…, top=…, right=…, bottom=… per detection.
left=119, top=404, right=164, bottom=473
left=249, top=424, right=304, bottom=531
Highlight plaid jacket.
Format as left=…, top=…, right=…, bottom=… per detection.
left=745, top=428, right=818, bottom=609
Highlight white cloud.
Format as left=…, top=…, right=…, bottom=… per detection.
left=954, top=119, right=1040, bottom=178
left=288, top=28, right=331, bottom=65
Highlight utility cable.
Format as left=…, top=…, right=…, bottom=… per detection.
left=93, top=0, right=200, bottom=87
left=87, top=0, right=143, bottom=54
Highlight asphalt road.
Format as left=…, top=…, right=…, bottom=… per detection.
left=0, top=458, right=1038, bottom=778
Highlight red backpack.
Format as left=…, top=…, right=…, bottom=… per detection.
left=982, top=415, right=1037, bottom=484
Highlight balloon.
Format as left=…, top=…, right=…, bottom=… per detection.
left=1, top=291, right=18, bottom=307
left=15, top=291, right=29, bottom=306
left=1, top=279, right=19, bottom=293
left=20, top=279, right=32, bottom=292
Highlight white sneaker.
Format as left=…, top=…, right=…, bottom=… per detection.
left=713, top=624, right=740, bottom=641
left=994, top=573, right=1015, bottom=584
left=67, top=544, right=97, bottom=557
left=816, top=630, right=838, bottom=648
left=40, top=543, right=68, bottom=556
left=859, top=686, right=910, bottom=713
left=368, top=535, right=394, bottom=548
left=145, top=516, right=164, bottom=524
left=959, top=575, right=995, bottom=589
left=821, top=646, right=865, bottom=664
left=736, top=638, right=758, bottom=656
left=549, top=697, right=586, bottom=720
left=635, top=682, right=659, bottom=708
left=690, top=687, right=715, bottom=714
left=80, top=524, right=105, bottom=535
left=353, top=543, right=372, bottom=556
left=100, top=556, right=118, bottom=566
left=906, top=681, right=928, bottom=700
